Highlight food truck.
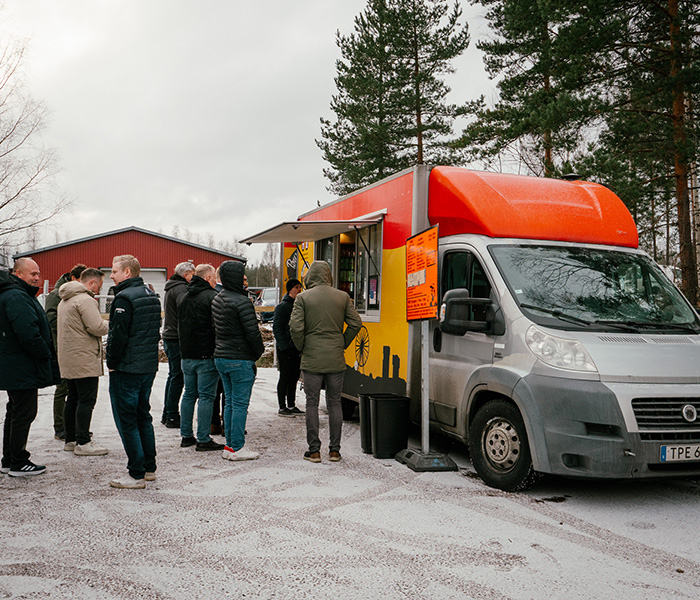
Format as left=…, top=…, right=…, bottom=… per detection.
left=242, top=165, right=700, bottom=491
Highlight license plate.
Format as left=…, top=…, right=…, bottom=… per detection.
left=660, top=445, right=700, bottom=462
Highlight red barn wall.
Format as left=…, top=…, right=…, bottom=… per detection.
left=18, top=230, right=242, bottom=291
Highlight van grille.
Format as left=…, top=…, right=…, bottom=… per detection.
left=597, top=336, right=647, bottom=344
left=640, top=432, right=700, bottom=442
left=648, top=336, right=695, bottom=345
left=632, top=398, right=700, bottom=438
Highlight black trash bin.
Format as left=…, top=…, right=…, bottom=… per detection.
left=359, top=394, right=372, bottom=454
left=369, top=393, right=411, bottom=459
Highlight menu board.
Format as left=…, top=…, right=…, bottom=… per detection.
left=406, top=225, right=438, bottom=321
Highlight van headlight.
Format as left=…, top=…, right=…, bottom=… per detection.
left=526, top=326, right=597, bottom=372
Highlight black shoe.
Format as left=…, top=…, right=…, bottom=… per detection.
left=54, top=431, right=65, bottom=441
left=289, top=406, right=305, bottom=415
left=161, top=416, right=166, bottom=425
left=8, top=461, right=46, bottom=477
left=165, top=418, right=180, bottom=429
left=180, top=436, right=197, bottom=447
left=278, top=408, right=295, bottom=417
left=196, top=439, right=225, bottom=451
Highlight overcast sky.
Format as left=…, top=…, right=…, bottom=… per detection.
left=3, top=0, right=491, bottom=263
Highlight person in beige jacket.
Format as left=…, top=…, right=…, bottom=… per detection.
left=57, top=268, right=110, bottom=456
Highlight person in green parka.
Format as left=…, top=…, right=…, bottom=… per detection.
left=289, top=260, right=361, bottom=464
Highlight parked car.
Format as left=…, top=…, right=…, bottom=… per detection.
left=254, top=286, right=278, bottom=323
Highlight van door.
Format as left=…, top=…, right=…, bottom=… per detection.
left=429, top=248, right=495, bottom=437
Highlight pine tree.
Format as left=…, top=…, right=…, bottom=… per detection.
left=461, top=0, right=699, bottom=303
left=457, top=0, right=598, bottom=177
left=317, top=0, right=469, bottom=196
left=566, top=0, right=700, bottom=303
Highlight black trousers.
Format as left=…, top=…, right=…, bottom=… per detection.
left=64, top=377, right=100, bottom=445
left=211, top=378, right=225, bottom=427
left=277, top=348, right=301, bottom=409
left=2, top=388, right=38, bottom=469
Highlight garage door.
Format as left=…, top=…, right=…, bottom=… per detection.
left=97, top=268, right=167, bottom=312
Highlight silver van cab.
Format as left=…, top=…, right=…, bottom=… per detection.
left=438, top=236, right=700, bottom=490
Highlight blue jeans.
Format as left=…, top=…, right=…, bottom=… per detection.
left=215, top=359, right=255, bottom=451
left=180, top=358, right=219, bottom=443
left=109, top=371, right=157, bottom=479
left=162, top=339, right=183, bottom=421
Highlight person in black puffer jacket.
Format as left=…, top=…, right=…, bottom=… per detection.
left=177, top=264, right=223, bottom=452
left=212, top=260, right=264, bottom=461
left=0, top=259, right=60, bottom=477
left=106, top=255, right=161, bottom=489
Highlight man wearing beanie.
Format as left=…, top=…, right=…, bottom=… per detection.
left=272, top=278, right=304, bottom=417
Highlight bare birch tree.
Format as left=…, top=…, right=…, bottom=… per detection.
left=0, top=35, right=67, bottom=253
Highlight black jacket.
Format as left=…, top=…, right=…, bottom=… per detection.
left=177, top=275, right=217, bottom=359
left=106, top=277, right=161, bottom=373
left=44, top=272, right=71, bottom=348
left=211, top=261, right=264, bottom=361
left=162, top=274, right=188, bottom=341
left=0, top=269, right=60, bottom=390
left=272, top=293, right=297, bottom=352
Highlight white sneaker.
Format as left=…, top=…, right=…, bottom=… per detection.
left=74, top=441, right=109, bottom=456
left=145, top=472, right=156, bottom=481
left=109, top=475, right=146, bottom=489
left=222, top=446, right=259, bottom=461
left=64, top=442, right=76, bottom=452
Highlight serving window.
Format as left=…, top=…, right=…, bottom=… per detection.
left=316, top=222, right=382, bottom=316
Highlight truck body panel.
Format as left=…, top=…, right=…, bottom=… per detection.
left=242, top=165, right=700, bottom=489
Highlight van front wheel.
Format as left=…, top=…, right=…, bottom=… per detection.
left=469, top=400, right=540, bottom=492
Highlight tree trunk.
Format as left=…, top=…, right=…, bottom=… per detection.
left=669, top=0, right=698, bottom=305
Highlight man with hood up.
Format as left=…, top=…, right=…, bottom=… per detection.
left=0, top=258, right=60, bottom=476
left=212, top=260, right=264, bottom=461
left=289, top=260, right=362, bottom=463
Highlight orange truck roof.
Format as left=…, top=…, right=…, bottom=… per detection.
left=428, top=167, right=639, bottom=248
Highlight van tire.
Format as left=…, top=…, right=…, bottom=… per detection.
left=469, top=399, right=541, bottom=492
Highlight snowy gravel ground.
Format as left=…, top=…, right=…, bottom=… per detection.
left=2, top=365, right=700, bottom=600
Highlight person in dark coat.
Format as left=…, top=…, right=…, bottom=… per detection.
left=106, top=255, right=161, bottom=489
left=272, top=278, right=303, bottom=417
left=0, top=258, right=60, bottom=477
left=161, top=261, right=195, bottom=428
left=44, top=264, right=86, bottom=441
left=212, top=260, right=264, bottom=461
left=177, top=264, right=223, bottom=452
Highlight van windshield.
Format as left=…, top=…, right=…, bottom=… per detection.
left=489, top=245, right=700, bottom=333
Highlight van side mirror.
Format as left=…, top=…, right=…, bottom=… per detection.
left=439, top=289, right=504, bottom=336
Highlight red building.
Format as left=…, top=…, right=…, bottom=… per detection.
left=13, top=226, right=244, bottom=301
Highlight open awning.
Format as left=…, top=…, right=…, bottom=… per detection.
left=240, top=219, right=382, bottom=245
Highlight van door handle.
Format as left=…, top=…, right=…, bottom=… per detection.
left=433, top=327, right=442, bottom=353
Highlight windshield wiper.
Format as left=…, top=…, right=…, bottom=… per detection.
left=604, top=320, right=699, bottom=334
left=592, top=320, right=641, bottom=333
left=519, top=303, right=592, bottom=326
